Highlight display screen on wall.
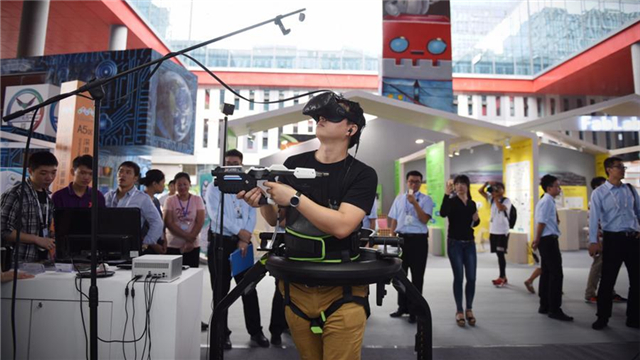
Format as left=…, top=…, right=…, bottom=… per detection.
left=0, top=49, right=197, bottom=155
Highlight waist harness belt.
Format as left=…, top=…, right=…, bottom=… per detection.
left=282, top=281, right=370, bottom=334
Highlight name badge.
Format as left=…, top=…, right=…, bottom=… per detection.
left=235, top=206, right=243, bottom=219
left=405, top=215, right=415, bottom=225
left=180, top=223, right=189, bottom=231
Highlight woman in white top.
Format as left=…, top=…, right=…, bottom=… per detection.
left=164, top=172, right=205, bottom=267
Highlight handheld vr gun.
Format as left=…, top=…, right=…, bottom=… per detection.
left=212, top=165, right=329, bottom=204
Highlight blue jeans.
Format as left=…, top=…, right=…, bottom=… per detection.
left=448, top=239, right=477, bottom=313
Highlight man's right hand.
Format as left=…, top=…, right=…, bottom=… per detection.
left=35, top=237, right=55, bottom=251
left=588, top=242, right=601, bottom=257
left=531, top=238, right=540, bottom=251
left=445, top=180, right=454, bottom=195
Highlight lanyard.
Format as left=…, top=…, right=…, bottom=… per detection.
left=34, top=191, right=49, bottom=230
left=178, top=194, right=191, bottom=218
left=405, top=192, right=420, bottom=214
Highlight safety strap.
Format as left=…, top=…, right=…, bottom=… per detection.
left=283, top=282, right=369, bottom=335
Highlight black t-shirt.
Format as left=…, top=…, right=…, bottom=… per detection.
left=440, top=194, right=480, bottom=241
left=280, top=151, right=377, bottom=224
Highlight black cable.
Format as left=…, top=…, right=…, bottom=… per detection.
left=75, top=277, right=89, bottom=360
left=10, top=109, right=38, bottom=360
left=140, top=275, right=151, bottom=360
left=181, top=53, right=329, bottom=105
left=131, top=277, right=139, bottom=360
left=122, top=276, right=137, bottom=360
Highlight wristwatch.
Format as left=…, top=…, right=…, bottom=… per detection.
left=290, top=191, right=302, bottom=208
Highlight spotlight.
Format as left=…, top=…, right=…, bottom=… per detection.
left=448, top=153, right=454, bottom=158
left=415, top=139, right=424, bottom=144
left=505, top=138, right=511, bottom=150
left=454, top=150, right=460, bottom=156
left=536, top=131, right=544, bottom=137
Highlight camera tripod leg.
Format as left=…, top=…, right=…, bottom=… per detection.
left=393, top=270, right=433, bottom=360
left=209, top=262, right=268, bottom=360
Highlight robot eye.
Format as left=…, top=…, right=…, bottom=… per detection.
left=390, top=37, right=409, bottom=53
left=427, top=38, right=447, bottom=55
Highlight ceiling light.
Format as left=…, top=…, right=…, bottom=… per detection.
left=415, top=139, right=424, bottom=144
left=505, top=138, right=511, bottom=150
left=454, top=150, right=460, bottom=156
left=281, top=140, right=288, bottom=145
left=536, top=131, right=544, bottom=137
left=448, top=153, right=454, bottom=158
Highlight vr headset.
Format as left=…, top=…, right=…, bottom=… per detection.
left=302, top=92, right=364, bottom=126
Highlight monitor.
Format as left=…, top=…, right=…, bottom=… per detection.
left=54, top=208, right=141, bottom=264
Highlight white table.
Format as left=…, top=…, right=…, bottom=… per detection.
left=1, top=268, right=203, bottom=360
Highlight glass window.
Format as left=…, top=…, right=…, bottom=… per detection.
left=249, top=90, right=255, bottom=111
left=202, top=119, right=209, bottom=148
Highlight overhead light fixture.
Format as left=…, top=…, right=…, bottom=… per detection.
left=536, top=131, right=544, bottom=137
left=415, top=139, right=425, bottom=144
left=448, top=153, right=454, bottom=158
left=281, top=140, right=288, bottom=145
left=454, top=149, right=460, bottom=156
left=505, top=138, right=511, bottom=150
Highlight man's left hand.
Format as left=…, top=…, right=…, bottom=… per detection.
left=407, top=193, right=416, bottom=205
left=263, top=181, right=297, bottom=206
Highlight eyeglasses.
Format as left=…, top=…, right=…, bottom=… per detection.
left=610, top=165, right=627, bottom=170
left=407, top=180, right=421, bottom=184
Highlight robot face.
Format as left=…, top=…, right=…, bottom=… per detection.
left=383, top=14, right=452, bottom=65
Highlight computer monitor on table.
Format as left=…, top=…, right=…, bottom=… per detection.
left=54, top=208, right=141, bottom=264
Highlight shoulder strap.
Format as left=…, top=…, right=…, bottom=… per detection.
left=627, top=183, right=637, bottom=207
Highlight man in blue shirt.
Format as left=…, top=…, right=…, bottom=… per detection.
left=532, top=174, right=573, bottom=321
left=388, top=170, right=434, bottom=323
left=104, top=161, right=163, bottom=250
left=205, top=149, right=268, bottom=349
left=589, top=157, right=640, bottom=330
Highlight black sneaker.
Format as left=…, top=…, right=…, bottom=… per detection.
left=626, top=319, right=639, bottom=329
left=223, top=336, right=232, bottom=350
left=201, top=322, right=209, bottom=332
left=390, top=309, right=408, bottom=318
left=538, top=307, right=549, bottom=315
left=250, top=331, right=270, bottom=348
left=408, top=314, right=417, bottom=323
left=592, top=317, right=608, bottom=330
left=270, top=333, right=282, bottom=346
left=548, top=310, right=573, bottom=321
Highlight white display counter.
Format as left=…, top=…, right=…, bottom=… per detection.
left=1, top=268, right=203, bottom=360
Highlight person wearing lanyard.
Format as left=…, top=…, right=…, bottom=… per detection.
left=104, top=162, right=163, bottom=252
left=387, top=170, right=434, bottom=323
left=164, top=172, right=205, bottom=267
left=589, top=157, right=640, bottom=330
left=532, top=174, right=573, bottom=322
left=1, top=151, right=58, bottom=263
left=205, top=149, right=268, bottom=349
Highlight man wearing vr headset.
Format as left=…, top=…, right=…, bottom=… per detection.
left=239, top=92, right=377, bottom=360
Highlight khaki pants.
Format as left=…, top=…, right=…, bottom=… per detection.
left=279, top=282, right=368, bottom=360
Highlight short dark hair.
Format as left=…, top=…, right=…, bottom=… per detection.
left=118, top=161, right=140, bottom=177
left=173, top=172, right=191, bottom=183
left=338, top=98, right=366, bottom=149
left=406, top=171, right=423, bottom=181
left=590, top=176, right=606, bottom=190
left=493, top=181, right=505, bottom=191
left=139, top=169, right=165, bottom=187
left=540, top=174, right=558, bottom=193
left=28, top=151, right=58, bottom=170
left=225, top=149, right=243, bottom=162
left=72, top=155, right=93, bottom=170
left=603, top=156, right=623, bottom=176
left=168, top=180, right=176, bottom=186
left=453, top=174, right=472, bottom=200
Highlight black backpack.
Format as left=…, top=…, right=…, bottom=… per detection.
left=500, top=197, right=517, bottom=229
